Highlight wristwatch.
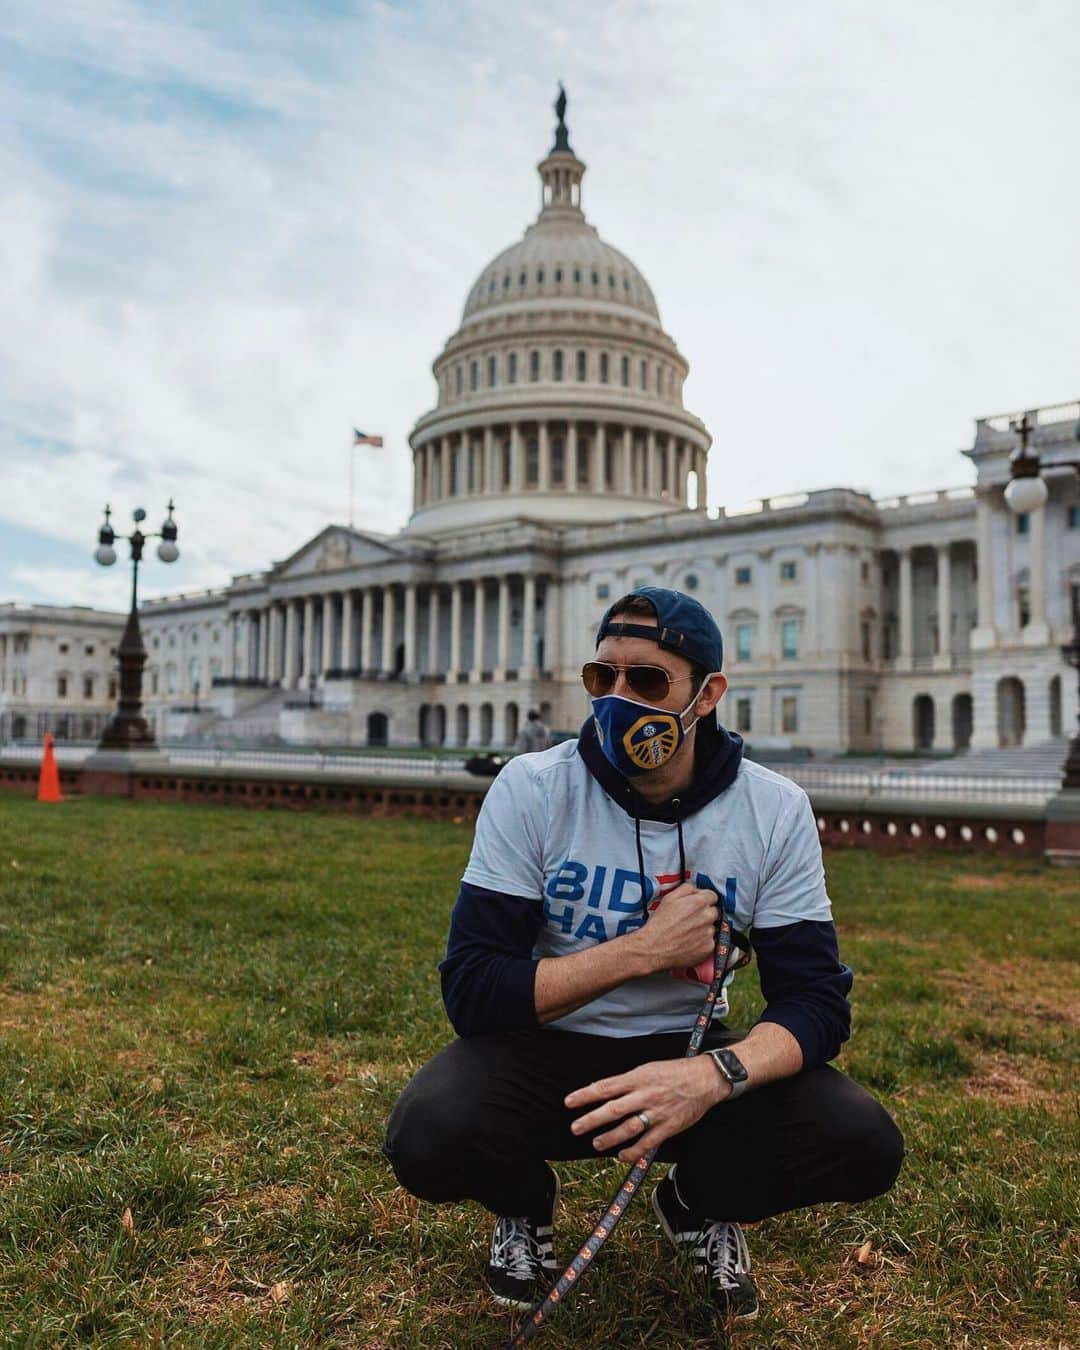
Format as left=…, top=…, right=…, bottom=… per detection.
left=706, top=1047, right=750, bottom=1100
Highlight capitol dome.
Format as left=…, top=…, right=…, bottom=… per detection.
left=407, top=89, right=711, bottom=534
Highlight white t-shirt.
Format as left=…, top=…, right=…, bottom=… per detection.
left=462, top=741, right=833, bottom=1036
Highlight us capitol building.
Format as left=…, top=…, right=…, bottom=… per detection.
left=5, top=95, right=1079, bottom=754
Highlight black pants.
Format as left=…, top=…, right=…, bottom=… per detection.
left=383, top=1027, right=904, bottom=1222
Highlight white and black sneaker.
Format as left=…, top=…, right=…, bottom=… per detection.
left=486, top=1174, right=560, bottom=1310
left=652, top=1166, right=759, bottom=1321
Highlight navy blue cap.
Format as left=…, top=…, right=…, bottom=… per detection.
left=596, top=586, right=723, bottom=671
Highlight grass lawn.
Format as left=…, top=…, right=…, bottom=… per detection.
left=0, top=795, right=1076, bottom=1348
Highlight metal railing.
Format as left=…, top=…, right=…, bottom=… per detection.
left=773, top=764, right=1061, bottom=806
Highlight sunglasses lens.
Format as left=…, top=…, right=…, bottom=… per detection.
left=627, top=666, right=671, bottom=702
left=582, top=662, right=616, bottom=696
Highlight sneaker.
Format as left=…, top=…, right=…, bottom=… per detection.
left=486, top=1174, right=560, bottom=1310
left=652, top=1167, right=759, bottom=1321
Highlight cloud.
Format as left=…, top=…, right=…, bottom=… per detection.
left=3, top=0, right=1080, bottom=608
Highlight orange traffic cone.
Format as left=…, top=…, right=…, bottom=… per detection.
left=37, top=733, right=64, bottom=803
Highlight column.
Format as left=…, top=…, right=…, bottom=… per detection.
left=427, top=585, right=441, bottom=674
left=483, top=426, right=495, bottom=494
left=622, top=426, right=633, bottom=495
left=566, top=422, right=578, bottom=493
left=510, top=424, right=524, bottom=492
left=268, top=604, right=282, bottom=682
left=260, top=607, right=270, bottom=679
left=302, top=597, right=315, bottom=681
left=284, top=601, right=298, bottom=687
left=897, top=549, right=913, bottom=669
left=471, top=578, right=486, bottom=679
left=663, top=437, right=674, bottom=499
left=543, top=578, right=560, bottom=674
left=360, top=588, right=374, bottom=672
left=403, top=583, right=417, bottom=676
left=413, top=451, right=422, bottom=510
left=425, top=441, right=437, bottom=503
left=1025, top=501, right=1049, bottom=643
left=448, top=581, right=462, bottom=679
left=973, top=491, right=996, bottom=640
left=496, top=576, right=510, bottom=676
left=645, top=430, right=656, bottom=495
left=341, top=590, right=355, bottom=669
left=321, top=595, right=335, bottom=674
left=696, top=449, right=709, bottom=511
left=381, top=586, right=395, bottom=673
left=538, top=422, right=550, bottom=492
left=591, top=424, right=606, bottom=493
left=934, top=545, right=952, bottom=669
left=521, top=574, right=537, bottom=676
left=224, top=614, right=236, bottom=679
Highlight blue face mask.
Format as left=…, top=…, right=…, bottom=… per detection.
left=592, top=689, right=705, bottom=777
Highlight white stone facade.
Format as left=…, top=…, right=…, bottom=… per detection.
left=10, top=103, right=1080, bottom=754
left=0, top=603, right=126, bottom=741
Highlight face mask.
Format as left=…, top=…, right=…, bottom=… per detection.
left=591, top=684, right=708, bottom=776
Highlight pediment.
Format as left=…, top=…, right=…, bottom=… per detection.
left=272, top=526, right=399, bottom=579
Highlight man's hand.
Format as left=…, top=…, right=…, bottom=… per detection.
left=625, top=882, right=720, bottom=973
left=565, top=1057, right=729, bottom=1163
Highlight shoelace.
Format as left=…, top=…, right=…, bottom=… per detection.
left=491, top=1219, right=545, bottom=1280
left=699, top=1220, right=751, bottom=1291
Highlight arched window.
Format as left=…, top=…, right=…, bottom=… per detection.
left=621, top=354, right=630, bottom=387
left=553, top=350, right=564, bottom=382
left=537, top=268, right=545, bottom=284
left=487, top=355, right=497, bottom=387
left=554, top=267, right=563, bottom=283
left=576, top=350, right=587, bottom=381
left=573, top=267, right=582, bottom=284
left=591, top=269, right=599, bottom=285
left=639, top=359, right=647, bottom=390
left=469, top=360, right=478, bottom=391
left=507, top=352, right=518, bottom=384
left=599, top=352, right=609, bottom=384
left=455, top=365, right=463, bottom=395
left=529, top=350, right=540, bottom=382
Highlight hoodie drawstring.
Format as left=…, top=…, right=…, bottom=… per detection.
left=636, top=798, right=687, bottom=924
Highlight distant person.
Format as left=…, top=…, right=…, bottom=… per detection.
left=515, top=708, right=550, bottom=754
left=384, top=587, right=903, bottom=1329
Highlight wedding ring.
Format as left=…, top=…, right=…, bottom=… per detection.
left=636, top=1111, right=651, bottom=1131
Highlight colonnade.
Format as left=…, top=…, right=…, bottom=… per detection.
left=884, top=541, right=976, bottom=667
left=413, top=421, right=708, bottom=510
left=226, top=575, right=560, bottom=690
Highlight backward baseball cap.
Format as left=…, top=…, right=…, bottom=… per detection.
left=596, top=586, right=723, bottom=672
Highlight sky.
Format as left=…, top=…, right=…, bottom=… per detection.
left=3, top=0, right=1079, bottom=611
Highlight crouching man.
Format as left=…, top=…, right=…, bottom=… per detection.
left=384, top=587, right=903, bottom=1325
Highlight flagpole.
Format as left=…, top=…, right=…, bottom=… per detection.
left=349, top=439, right=355, bottom=530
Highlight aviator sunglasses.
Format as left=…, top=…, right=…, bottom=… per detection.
left=581, top=660, right=695, bottom=703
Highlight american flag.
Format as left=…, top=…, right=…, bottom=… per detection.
left=353, top=428, right=384, bottom=447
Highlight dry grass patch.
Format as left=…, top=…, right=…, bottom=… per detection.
left=936, top=959, right=1080, bottom=1027
left=962, top=1049, right=1068, bottom=1108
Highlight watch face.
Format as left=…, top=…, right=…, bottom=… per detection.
left=715, top=1049, right=748, bottom=1084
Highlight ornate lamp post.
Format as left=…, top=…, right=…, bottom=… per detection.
left=93, top=502, right=180, bottom=750
left=1003, top=412, right=1080, bottom=791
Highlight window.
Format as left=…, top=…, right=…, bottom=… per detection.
left=508, top=352, right=518, bottom=384
left=596, top=583, right=610, bottom=601
left=554, top=267, right=562, bottom=283
left=455, top=365, right=463, bottom=395
left=573, top=267, right=581, bottom=283
left=536, top=268, right=544, bottom=284
left=621, top=354, right=630, bottom=387
left=469, top=360, right=478, bottom=391
left=608, top=273, right=615, bottom=288
left=684, top=573, right=699, bottom=591
left=502, top=273, right=510, bottom=289
left=781, top=696, right=799, bottom=734
left=519, top=270, right=526, bottom=286
left=191, top=632, right=198, bottom=646
left=1017, top=585, right=1030, bottom=628
left=551, top=434, right=565, bottom=486
left=735, top=697, right=752, bottom=733
left=1015, top=513, right=1029, bottom=535
left=591, top=269, right=599, bottom=284
left=83, top=675, right=94, bottom=699
left=525, top=437, right=539, bottom=487
left=861, top=621, right=872, bottom=662
left=529, top=350, right=540, bottom=382
left=1071, top=583, right=1080, bottom=627
left=576, top=349, right=587, bottom=381
left=152, top=636, right=160, bottom=649
left=488, top=355, right=497, bottom=387
left=599, top=352, right=609, bottom=383
left=57, top=675, right=68, bottom=698
left=109, top=677, right=117, bottom=699
left=735, top=566, right=752, bottom=586
left=151, top=670, right=159, bottom=695
left=59, top=643, right=69, bottom=653
left=639, top=359, right=647, bottom=390
left=780, top=561, right=797, bottom=582
left=781, top=619, right=799, bottom=660
left=1068, top=505, right=1080, bottom=529
left=656, top=364, right=663, bottom=394
left=736, top=624, right=752, bottom=662
left=861, top=560, right=871, bottom=584
left=212, top=629, right=220, bottom=645
left=84, top=644, right=95, bottom=655
left=553, top=350, right=564, bottom=381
